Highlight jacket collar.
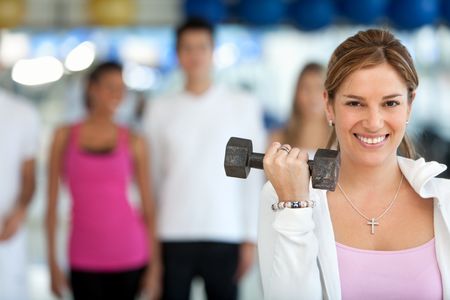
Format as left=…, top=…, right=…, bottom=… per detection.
left=398, top=156, right=447, bottom=198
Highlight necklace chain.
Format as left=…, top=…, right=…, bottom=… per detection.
left=337, top=175, right=403, bottom=234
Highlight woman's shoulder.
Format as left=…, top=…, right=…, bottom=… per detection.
left=53, top=124, right=73, bottom=141
left=124, top=128, right=147, bottom=155
left=427, top=178, right=450, bottom=213
left=48, top=125, right=75, bottom=154
left=54, top=120, right=86, bottom=136
left=121, top=125, right=142, bottom=140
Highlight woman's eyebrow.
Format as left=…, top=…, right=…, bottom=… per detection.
left=342, top=93, right=403, bottom=100
left=382, top=93, right=402, bottom=99
left=342, top=94, right=364, bottom=100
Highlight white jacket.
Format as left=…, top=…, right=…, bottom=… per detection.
left=258, top=157, right=450, bottom=300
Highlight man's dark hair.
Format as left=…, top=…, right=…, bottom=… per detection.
left=176, top=17, right=215, bottom=50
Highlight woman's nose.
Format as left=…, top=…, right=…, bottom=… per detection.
left=363, top=107, right=384, bottom=131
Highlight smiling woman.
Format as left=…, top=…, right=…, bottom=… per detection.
left=258, top=29, right=450, bottom=300
left=327, top=63, right=412, bottom=168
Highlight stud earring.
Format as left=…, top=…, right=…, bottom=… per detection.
left=328, top=120, right=334, bottom=127
left=406, top=120, right=409, bottom=125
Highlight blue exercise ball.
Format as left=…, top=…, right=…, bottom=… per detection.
left=238, top=0, right=285, bottom=26
left=388, top=0, right=439, bottom=30
left=183, top=0, right=227, bottom=24
left=339, top=0, right=388, bottom=25
left=291, top=0, right=335, bottom=31
left=442, top=0, right=450, bottom=24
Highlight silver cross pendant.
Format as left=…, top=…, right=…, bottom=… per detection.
left=367, top=218, right=379, bottom=235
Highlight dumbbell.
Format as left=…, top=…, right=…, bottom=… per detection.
left=224, top=137, right=340, bottom=191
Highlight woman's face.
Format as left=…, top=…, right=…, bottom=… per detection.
left=90, top=70, right=125, bottom=114
left=296, top=70, right=326, bottom=117
left=326, top=63, right=413, bottom=167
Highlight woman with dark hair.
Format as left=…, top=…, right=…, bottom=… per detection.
left=259, top=29, right=449, bottom=299
left=270, top=62, right=331, bottom=153
left=46, top=62, right=161, bottom=300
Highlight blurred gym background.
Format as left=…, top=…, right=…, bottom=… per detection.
left=1, top=0, right=450, bottom=299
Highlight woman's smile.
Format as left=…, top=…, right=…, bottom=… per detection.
left=354, top=133, right=389, bottom=147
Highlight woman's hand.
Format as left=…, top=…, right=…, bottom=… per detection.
left=0, top=206, right=26, bottom=241
left=263, top=142, right=310, bottom=201
left=49, top=263, right=69, bottom=299
left=234, top=242, right=256, bottom=281
left=141, top=262, right=163, bottom=300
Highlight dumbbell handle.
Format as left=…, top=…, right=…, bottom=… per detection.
left=248, top=153, right=264, bottom=169
left=248, top=152, right=313, bottom=172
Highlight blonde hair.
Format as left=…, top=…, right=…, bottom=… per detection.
left=325, top=29, right=418, bottom=158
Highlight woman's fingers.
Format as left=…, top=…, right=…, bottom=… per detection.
left=277, top=144, right=292, bottom=155
left=287, top=147, right=301, bottom=159
left=265, top=143, right=305, bottom=164
left=264, top=142, right=281, bottom=168
left=265, top=142, right=281, bottom=157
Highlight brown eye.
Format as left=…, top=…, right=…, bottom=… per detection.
left=346, top=101, right=362, bottom=107
left=384, top=100, right=400, bottom=107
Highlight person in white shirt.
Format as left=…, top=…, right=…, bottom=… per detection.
left=142, top=18, right=266, bottom=300
left=0, top=88, right=40, bottom=300
left=259, top=29, right=450, bottom=299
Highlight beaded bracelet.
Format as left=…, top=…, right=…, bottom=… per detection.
left=271, top=200, right=315, bottom=211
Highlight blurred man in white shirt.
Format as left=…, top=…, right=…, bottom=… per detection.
left=143, top=18, right=266, bottom=300
left=0, top=87, right=39, bottom=300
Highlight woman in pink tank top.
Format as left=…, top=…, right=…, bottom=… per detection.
left=46, top=62, right=161, bottom=300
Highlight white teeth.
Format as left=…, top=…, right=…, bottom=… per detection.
left=357, top=135, right=386, bottom=144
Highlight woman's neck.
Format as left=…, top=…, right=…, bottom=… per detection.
left=86, top=112, right=114, bottom=125
left=337, top=153, right=403, bottom=197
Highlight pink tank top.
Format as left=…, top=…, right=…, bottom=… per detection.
left=64, top=124, right=149, bottom=271
left=336, top=238, right=442, bottom=299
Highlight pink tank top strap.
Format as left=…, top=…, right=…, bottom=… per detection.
left=66, top=123, right=82, bottom=151
left=118, top=126, right=129, bottom=141
left=117, top=126, right=132, bottom=152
